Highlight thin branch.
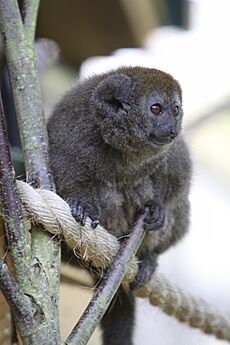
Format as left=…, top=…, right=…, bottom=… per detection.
left=0, top=260, right=35, bottom=326
left=0, top=93, right=30, bottom=276
left=22, top=0, right=40, bottom=44
left=65, top=213, right=146, bottom=345
left=0, top=0, right=53, bottom=189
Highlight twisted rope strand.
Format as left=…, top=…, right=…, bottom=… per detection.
left=5, top=180, right=230, bottom=342
left=17, top=180, right=138, bottom=281
left=136, top=274, right=230, bottom=341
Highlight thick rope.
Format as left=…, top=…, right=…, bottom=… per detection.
left=5, top=180, right=230, bottom=342
left=136, top=274, right=230, bottom=341
left=16, top=180, right=138, bottom=282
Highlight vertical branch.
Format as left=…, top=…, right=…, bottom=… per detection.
left=0, top=0, right=61, bottom=343
left=0, top=93, right=29, bottom=339
left=0, top=219, right=12, bottom=344
left=0, top=0, right=52, bottom=189
left=0, top=89, right=60, bottom=344
left=0, top=95, right=30, bottom=277
left=22, top=0, right=40, bottom=43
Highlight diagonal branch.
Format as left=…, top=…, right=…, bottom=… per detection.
left=65, top=213, right=146, bottom=345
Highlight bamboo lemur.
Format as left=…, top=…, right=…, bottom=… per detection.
left=48, top=66, right=192, bottom=345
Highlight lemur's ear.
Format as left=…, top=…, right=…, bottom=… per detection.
left=91, top=74, right=135, bottom=117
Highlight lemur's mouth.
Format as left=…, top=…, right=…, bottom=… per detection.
left=148, top=134, right=174, bottom=145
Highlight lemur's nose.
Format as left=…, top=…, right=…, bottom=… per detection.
left=170, top=128, right=177, bottom=138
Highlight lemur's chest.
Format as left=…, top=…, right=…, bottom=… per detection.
left=98, top=175, right=158, bottom=236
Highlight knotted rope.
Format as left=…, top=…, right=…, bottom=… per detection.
left=9, top=181, right=230, bottom=342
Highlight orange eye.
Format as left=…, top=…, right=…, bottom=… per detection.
left=150, top=103, right=161, bottom=115
left=173, top=106, right=179, bottom=116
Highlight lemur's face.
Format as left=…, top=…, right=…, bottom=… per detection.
left=92, top=67, right=183, bottom=153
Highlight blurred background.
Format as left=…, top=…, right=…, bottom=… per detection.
left=2, top=0, right=230, bottom=344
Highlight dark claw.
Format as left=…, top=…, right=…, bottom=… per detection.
left=91, top=218, right=99, bottom=229
left=80, top=210, right=87, bottom=226
left=68, top=199, right=100, bottom=228
left=72, top=204, right=86, bottom=226
left=144, top=201, right=165, bottom=231
left=74, top=205, right=84, bottom=223
left=68, top=200, right=86, bottom=225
